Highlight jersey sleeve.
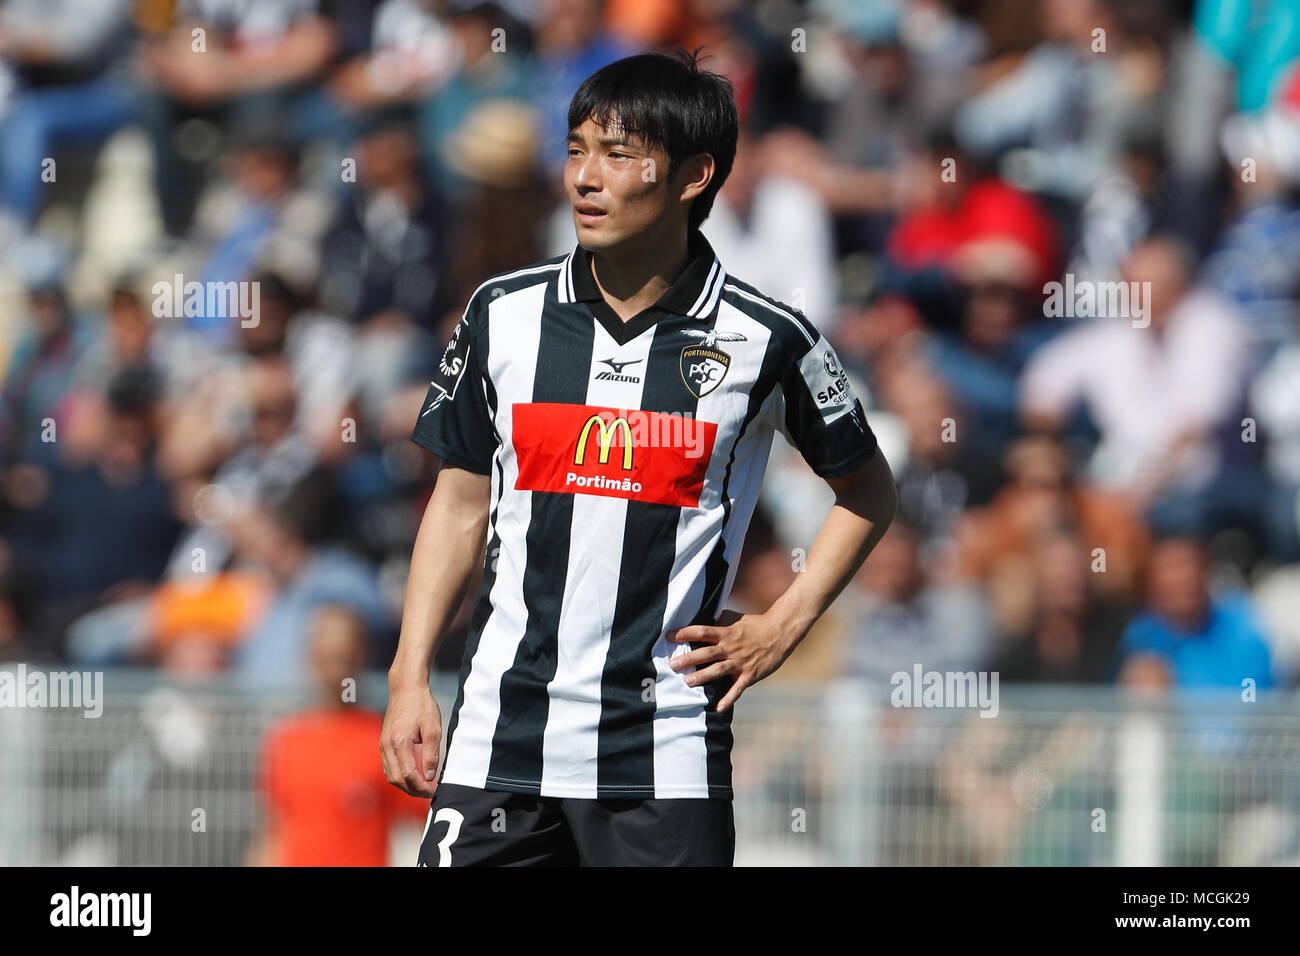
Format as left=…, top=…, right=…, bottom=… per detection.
left=410, top=293, right=496, bottom=474
left=774, top=331, right=877, bottom=478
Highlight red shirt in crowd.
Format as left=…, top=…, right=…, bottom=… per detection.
left=888, top=178, right=1059, bottom=289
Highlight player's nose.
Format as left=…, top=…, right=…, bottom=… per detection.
left=571, top=153, right=602, bottom=192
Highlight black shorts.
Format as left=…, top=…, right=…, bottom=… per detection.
left=416, top=783, right=735, bottom=867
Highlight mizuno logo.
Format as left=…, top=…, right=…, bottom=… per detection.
left=599, top=357, right=642, bottom=375
left=595, top=357, right=642, bottom=383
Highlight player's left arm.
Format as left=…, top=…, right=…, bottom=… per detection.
left=668, top=448, right=896, bottom=712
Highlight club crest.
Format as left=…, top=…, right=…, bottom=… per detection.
left=679, top=328, right=745, bottom=398
left=680, top=345, right=731, bottom=397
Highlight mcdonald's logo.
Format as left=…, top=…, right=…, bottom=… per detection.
left=574, top=414, right=633, bottom=470
left=513, top=402, right=716, bottom=507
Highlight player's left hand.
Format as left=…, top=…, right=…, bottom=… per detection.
left=666, top=609, right=803, bottom=714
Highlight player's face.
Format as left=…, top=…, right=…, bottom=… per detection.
left=565, top=117, right=680, bottom=253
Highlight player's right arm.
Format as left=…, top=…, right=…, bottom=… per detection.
left=382, top=464, right=490, bottom=797
left=383, top=293, right=497, bottom=797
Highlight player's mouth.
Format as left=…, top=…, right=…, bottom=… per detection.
left=574, top=203, right=608, bottom=226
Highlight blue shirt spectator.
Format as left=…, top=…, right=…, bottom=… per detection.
left=530, top=0, right=635, bottom=178
left=1120, top=592, right=1277, bottom=691
left=235, top=546, right=390, bottom=683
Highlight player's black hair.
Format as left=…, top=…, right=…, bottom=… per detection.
left=567, top=49, right=739, bottom=232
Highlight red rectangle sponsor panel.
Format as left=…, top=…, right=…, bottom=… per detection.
left=512, top=403, right=716, bottom=507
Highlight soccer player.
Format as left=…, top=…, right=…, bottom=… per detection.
left=381, top=50, right=897, bottom=866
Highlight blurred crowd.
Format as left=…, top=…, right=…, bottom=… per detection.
left=2, top=0, right=1300, bottom=699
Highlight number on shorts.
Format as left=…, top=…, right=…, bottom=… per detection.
left=431, top=807, right=463, bottom=867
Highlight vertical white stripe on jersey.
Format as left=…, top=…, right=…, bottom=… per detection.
left=651, top=305, right=775, bottom=797
left=539, top=320, right=656, bottom=797
left=440, top=282, right=547, bottom=790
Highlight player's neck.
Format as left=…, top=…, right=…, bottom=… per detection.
left=590, top=230, right=690, bottom=322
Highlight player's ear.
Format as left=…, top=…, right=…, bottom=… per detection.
left=677, top=153, right=715, bottom=203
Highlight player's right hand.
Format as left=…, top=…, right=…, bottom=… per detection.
left=380, top=682, right=443, bottom=798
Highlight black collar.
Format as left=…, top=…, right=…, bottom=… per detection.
left=563, top=230, right=725, bottom=345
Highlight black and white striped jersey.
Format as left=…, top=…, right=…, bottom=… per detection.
left=411, top=230, right=877, bottom=799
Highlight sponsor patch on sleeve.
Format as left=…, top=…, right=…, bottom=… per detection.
left=424, top=317, right=473, bottom=412
left=797, top=337, right=859, bottom=424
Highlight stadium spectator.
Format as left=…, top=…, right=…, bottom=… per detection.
left=0, top=0, right=137, bottom=237
left=954, top=0, right=1181, bottom=205
left=8, top=364, right=182, bottom=659
left=992, top=530, right=1130, bottom=683
left=1020, top=235, right=1252, bottom=532
left=1067, top=124, right=1187, bottom=284
left=418, top=0, right=534, bottom=196
left=953, top=434, right=1149, bottom=604
left=836, top=520, right=994, bottom=688
left=249, top=603, right=425, bottom=865
left=1117, top=536, right=1277, bottom=691
left=320, top=114, right=448, bottom=331
left=1194, top=0, right=1300, bottom=113
left=181, top=129, right=333, bottom=340
left=757, top=0, right=971, bottom=254
left=1202, top=120, right=1300, bottom=354
left=137, top=0, right=338, bottom=237
left=160, top=355, right=317, bottom=575
left=529, top=0, right=635, bottom=180
left=229, top=467, right=391, bottom=683
left=443, top=99, right=550, bottom=321
left=145, top=568, right=271, bottom=673
left=702, top=129, right=838, bottom=331
left=2, top=0, right=1299, bottom=869
left=300, top=0, right=458, bottom=148
left=1, top=283, right=87, bottom=464
left=921, top=247, right=1059, bottom=451
left=878, top=358, right=1004, bottom=553
left=887, top=129, right=1060, bottom=292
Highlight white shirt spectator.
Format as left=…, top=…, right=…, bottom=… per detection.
left=702, top=176, right=838, bottom=332
left=1020, top=289, right=1250, bottom=493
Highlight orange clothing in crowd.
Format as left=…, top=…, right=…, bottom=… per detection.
left=605, top=0, right=689, bottom=47
left=259, top=707, right=427, bottom=867
left=149, top=571, right=270, bottom=653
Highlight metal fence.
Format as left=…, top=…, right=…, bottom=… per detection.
left=2, top=669, right=1299, bottom=866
